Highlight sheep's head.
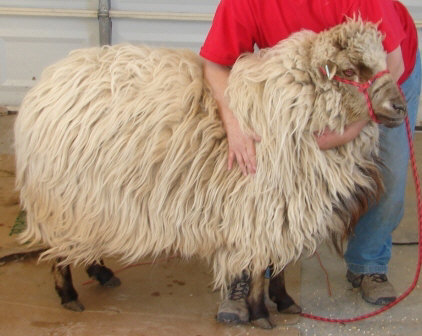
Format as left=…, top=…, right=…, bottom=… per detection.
left=312, top=19, right=407, bottom=128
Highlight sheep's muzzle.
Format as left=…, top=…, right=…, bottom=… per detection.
left=369, top=78, right=408, bottom=128
left=347, top=70, right=407, bottom=128
left=353, top=70, right=407, bottom=128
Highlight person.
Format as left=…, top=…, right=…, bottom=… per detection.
left=199, top=0, right=421, bottom=324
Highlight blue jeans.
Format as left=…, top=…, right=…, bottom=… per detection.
left=344, top=51, right=422, bottom=274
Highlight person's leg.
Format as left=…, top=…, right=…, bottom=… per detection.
left=344, top=51, right=421, bottom=304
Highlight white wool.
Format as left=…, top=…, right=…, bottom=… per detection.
left=15, top=21, right=388, bottom=290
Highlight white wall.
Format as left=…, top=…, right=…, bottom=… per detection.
left=110, top=0, right=218, bottom=50
left=0, top=0, right=219, bottom=106
left=0, top=0, right=100, bottom=106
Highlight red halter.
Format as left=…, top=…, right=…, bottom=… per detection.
left=320, top=67, right=390, bottom=123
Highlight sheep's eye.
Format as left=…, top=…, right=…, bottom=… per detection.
left=343, top=69, right=356, bottom=77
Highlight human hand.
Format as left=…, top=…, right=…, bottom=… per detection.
left=201, top=59, right=261, bottom=174
left=225, top=116, right=261, bottom=175
left=315, top=120, right=368, bottom=150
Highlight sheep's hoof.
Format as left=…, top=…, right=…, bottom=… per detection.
left=251, top=318, right=274, bottom=329
left=278, top=303, right=302, bottom=314
left=102, top=276, right=121, bottom=288
left=62, top=300, right=85, bottom=312
left=216, top=297, right=249, bottom=324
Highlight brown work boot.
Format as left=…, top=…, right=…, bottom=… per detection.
left=347, top=270, right=397, bottom=305
left=216, top=272, right=250, bottom=324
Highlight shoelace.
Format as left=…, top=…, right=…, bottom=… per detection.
left=228, top=273, right=250, bottom=300
left=369, top=273, right=388, bottom=283
left=350, top=273, right=364, bottom=287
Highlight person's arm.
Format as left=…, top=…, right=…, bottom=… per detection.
left=203, top=59, right=260, bottom=175
left=387, top=45, right=405, bottom=82
left=315, top=120, right=368, bottom=150
left=314, top=46, right=404, bottom=150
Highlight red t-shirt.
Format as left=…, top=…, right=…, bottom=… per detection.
left=200, top=0, right=418, bottom=84
left=393, top=1, right=418, bottom=83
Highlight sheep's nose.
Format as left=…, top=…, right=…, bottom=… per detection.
left=392, top=102, right=407, bottom=114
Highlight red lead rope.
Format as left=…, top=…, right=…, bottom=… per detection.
left=302, top=71, right=422, bottom=323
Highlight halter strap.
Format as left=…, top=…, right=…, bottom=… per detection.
left=320, top=67, right=390, bottom=123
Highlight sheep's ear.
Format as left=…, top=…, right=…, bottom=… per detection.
left=324, top=60, right=338, bottom=80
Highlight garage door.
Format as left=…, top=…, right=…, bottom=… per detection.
left=0, top=0, right=218, bottom=107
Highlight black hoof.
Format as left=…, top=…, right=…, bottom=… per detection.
left=62, top=300, right=85, bottom=312
left=251, top=318, right=274, bottom=329
left=102, top=276, right=121, bottom=288
left=216, top=298, right=249, bottom=324
left=278, top=303, right=302, bottom=314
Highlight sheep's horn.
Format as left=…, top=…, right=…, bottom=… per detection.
left=325, top=64, right=331, bottom=79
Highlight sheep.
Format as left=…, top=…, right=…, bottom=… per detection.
left=14, top=19, right=407, bottom=328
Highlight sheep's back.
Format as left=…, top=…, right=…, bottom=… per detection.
left=14, top=44, right=230, bottom=264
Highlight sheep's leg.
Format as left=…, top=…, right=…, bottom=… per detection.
left=52, top=258, right=84, bottom=312
left=247, top=271, right=273, bottom=329
left=268, top=267, right=302, bottom=314
left=86, top=259, right=121, bottom=287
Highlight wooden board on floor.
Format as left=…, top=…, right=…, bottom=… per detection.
left=0, top=154, right=24, bottom=259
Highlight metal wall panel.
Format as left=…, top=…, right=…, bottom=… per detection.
left=112, top=19, right=212, bottom=51
left=0, top=0, right=218, bottom=106
left=0, top=0, right=97, bottom=10
left=112, top=0, right=218, bottom=13
left=0, top=17, right=98, bottom=105
left=0, top=0, right=99, bottom=106
left=110, top=1, right=218, bottom=51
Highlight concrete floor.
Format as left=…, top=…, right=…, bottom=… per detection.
left=0, top=114, right=421, bottom=335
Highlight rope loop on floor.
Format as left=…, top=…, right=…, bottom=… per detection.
left=300, top=113, right=422, bottom=323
